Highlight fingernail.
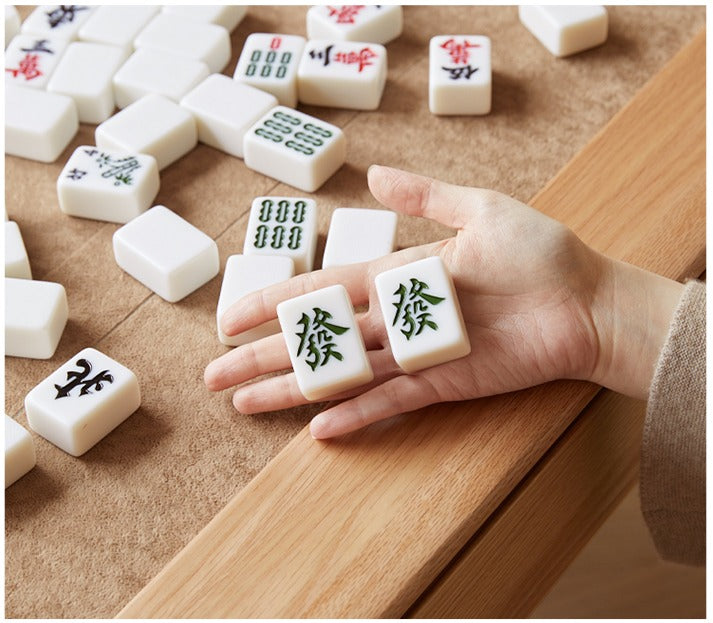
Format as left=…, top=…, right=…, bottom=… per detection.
left=310, top=414, right=328, bottom=439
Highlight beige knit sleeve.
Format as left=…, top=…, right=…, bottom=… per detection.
left=640, top=280, right=705, bottom=565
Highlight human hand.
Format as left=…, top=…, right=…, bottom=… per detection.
left=204, top=165, right=683, bottom=438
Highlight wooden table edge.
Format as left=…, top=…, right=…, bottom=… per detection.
left=117, top=28, right=706, bottom=619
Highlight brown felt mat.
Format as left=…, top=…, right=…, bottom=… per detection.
left=4, top=5, right=705, bottom=618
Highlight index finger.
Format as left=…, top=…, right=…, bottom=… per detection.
left=220, top=262, right=371, bottom=337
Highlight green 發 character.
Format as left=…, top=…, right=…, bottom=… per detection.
left=296, top=307, right=349, bottom=371
left=392, top=278, right=445, bottom=340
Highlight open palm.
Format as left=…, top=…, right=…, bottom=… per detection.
left=205, top=166, right=605, bottom=438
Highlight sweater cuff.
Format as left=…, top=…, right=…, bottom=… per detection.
left=640, top=279, right=706, bottom=566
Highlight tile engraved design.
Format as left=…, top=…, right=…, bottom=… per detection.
left=296, top=307, right=349, bottom=371
left=392, top=278, right=445, bottom=340
left=54, top=358, right=114, bottom=399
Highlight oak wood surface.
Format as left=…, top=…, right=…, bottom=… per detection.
left=118, top=28, right=706, bottom=620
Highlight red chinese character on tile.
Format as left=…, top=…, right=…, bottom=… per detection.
left=327, top=5, right=366, bottom=24
left=333, top=47, right=377, bottom=72
left=5, top=53, right=43, bottom=81
left=440, top=38, right=480, bottom=65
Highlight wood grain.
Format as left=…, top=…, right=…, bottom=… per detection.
left=117, top=28, right=705, bottom=619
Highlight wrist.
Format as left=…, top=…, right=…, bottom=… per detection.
left=589, top=257, right=684, bottom=400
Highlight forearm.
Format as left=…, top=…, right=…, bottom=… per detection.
left=589, top=256, right=684, bottom=400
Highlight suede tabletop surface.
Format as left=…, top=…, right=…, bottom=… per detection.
left=4, top=5, right=705, bottom=618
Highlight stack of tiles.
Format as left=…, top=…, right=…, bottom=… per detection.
left=243, top=197, right=319, bottom=273
left=25, top=347, right=141, bottom=457
left=297, top=40, right=388, bottom=110
left=5, top=84, right=78, bottom=162
left=5, top=416, right=36, bottom=488
left=5, top=277, right=68, bottom=359
left=134, top=13, right=231, bottom=73
left=77, top=5, right=159, bottom=56
left=95, top=94, right=197, bottom=171
left=519, top=5, right=608, bottom=57
left=234, top=33, right=306, bottom=107
left=243, top=106, right=346, bottom=192
left=57, top=146, right=160, bottom=223
left=277, top=284, right=374, bottom=401
left=21, top=5, right=96, bottom=41
left=4, top=33, right=69, bottom=89
left=322, top=208, right=397, bottom=268
left=112, top=205, right=219, bottom=303
left=5, top=221, right=32, bottom=279
left=375, top=256, right=470, bottom=373
left=306, top=5, right=403, bottom=44
left=46, top=41, right=128, bottom=123
left=429, top=35, right=492, bottom=116
left=217, top=255, right=295, bottom=346
left=180, top=74, right=278, bottom=158
left=113, top=48, right=210, bottom=109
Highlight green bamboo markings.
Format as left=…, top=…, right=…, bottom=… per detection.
left=253, top=109, right=334, bottom=157
left=392, top=278, right=446, bottom=339
left=244, top=196, right=318, bottom=273
left=296, top=307, right=350, bottom=371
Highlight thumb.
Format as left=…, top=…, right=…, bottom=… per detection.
left=367, top=165, right=483, bottom=230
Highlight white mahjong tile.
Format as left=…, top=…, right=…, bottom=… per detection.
left=277, top=284, right=373, bottom=401
left=21, top=5, right=95, bottom=41
left=5, top=277, right=68, bottom=359
left=243, top=196, right=318, bottom=273
left=306, top=5, right=403, bottom=45
left=233, top=33, right=306, bottom=107
left=46, top=41, right=128, bottom=123
left=297, top=39, right=387, bottom=110
left=25, top=347, right=141, bottom=456
left=429, top=35, right=491, bottom=116
left=112, top=205, right=219, bottom=302
left=5, top=221, right=32, bottom=279
left=78, top=5, right=159, bottom=56
left=374, top=256, right=470, bottom=373
left=519, top=6, right=608, bottom=57
left=95, top=94, right=197, bottom=171
left=322, top=208, right=397, bottom=268
left=134, top=13, right=230, bottom=73
left=57, top=146, right=160, bottom=223
left=161, top=5, right=247, bottom=32
left=217, top=254, right=295, bottom=346
left=5, top=84, right=78, bottom=163
left=179, top=74, right=278, bottom=158
left=5, top=33, right=69, bottom=89
left=243, top=106, right=346, bottom=193
left=5, top=415, right=36, bottom=488
left=113, top=48, right=210, bottom=109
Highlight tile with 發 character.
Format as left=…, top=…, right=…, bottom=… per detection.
left=277, top=284, right=373, bottom=401
left=375, top=256, right=470, bottom=373
left=429, top=35, right=491, bottom=116
left=57, top=145, right=160, bottom=223
left=233, top=33, right=306, bottom=107
left=297, top=39, right=387, bottom=110
left=243, top=106, right=345, bottom=193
